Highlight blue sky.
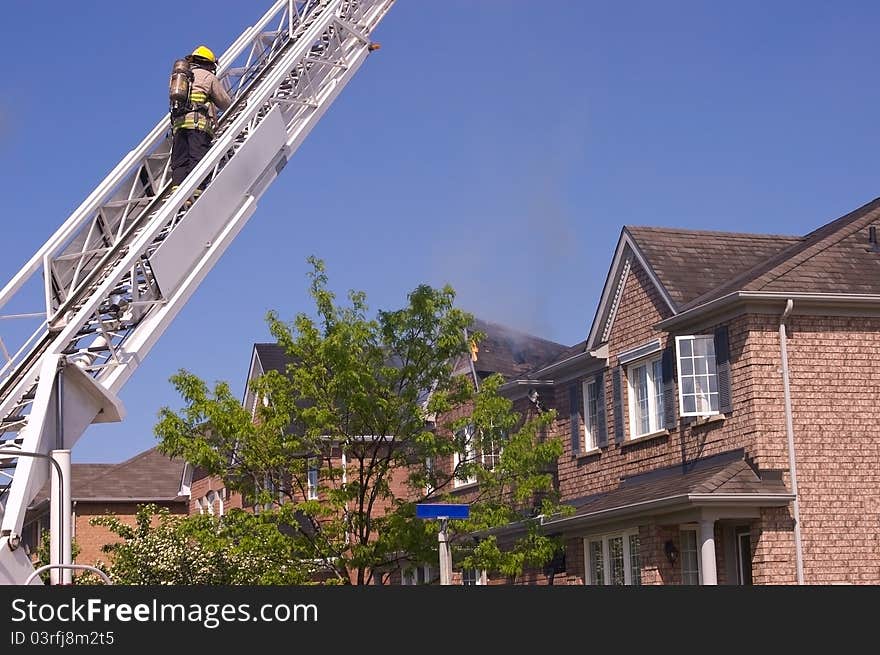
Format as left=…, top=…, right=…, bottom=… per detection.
left=2, top=0, right=880, bottom=463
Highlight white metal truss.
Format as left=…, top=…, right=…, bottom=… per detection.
left=0, top=0, right=395, bottom=584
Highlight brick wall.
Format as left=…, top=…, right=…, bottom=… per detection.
left=553, top=255, right=880, bottom=584
left=766, top=315, right=880, bottom=583
left=557, top=258, right=764, bottom=501
left=72, top=501, right=187, bottom=568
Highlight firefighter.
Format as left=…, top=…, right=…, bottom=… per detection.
left=169, top=45, right=232, bottom=205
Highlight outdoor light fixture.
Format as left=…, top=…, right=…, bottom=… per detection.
left=664, top=540, right=679, bottom=565
left=527, top=388, right=547, bottom=413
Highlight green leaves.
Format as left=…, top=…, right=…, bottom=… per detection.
left=151, top=256, right=568, bottom=584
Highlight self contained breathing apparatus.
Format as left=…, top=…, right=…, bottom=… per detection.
left=168, top=57, right=211, bottom=128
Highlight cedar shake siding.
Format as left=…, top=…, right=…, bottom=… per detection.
left=527, top=197, right=880, bottom=585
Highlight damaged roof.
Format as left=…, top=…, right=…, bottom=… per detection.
left=466, top=317, right=569, bottom=380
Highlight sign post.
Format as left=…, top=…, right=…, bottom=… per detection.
left=415, top=504, right=470, bottom=585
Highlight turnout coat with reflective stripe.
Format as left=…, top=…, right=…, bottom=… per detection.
left=172, top=66, right=232, bottom=136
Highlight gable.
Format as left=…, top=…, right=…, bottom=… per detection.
left=587, top=234, right=675, bottom=351
left=604, top=258, right=672, bottom=352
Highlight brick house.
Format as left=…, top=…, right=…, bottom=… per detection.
left=188, top=318, right=568, bottom=584
left=491, top=196, right=880, bottom=585
left=24, top=447, right=188, bottom=570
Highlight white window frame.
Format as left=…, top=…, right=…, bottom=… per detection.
left=582, top=378, right=599, bottom=450
left=307, top=457, right=319, bottom=500
left=675, top=335, right=720, bottom=417
left=480, top=427, right=502, bottom=472
left=402, top=564, right=434, bottom=585
left=461, top=568, right=487, bottom=586
left=453, top=424, right=477, bottom=487
left=736, top=530, right=752, bottom=586
left=453, top=423, right=504, bottom=487
left=425, top=456, right=434, bottom=495
left=583, top=528, right=642, bottom=586
left=679, top=526, right=701, bottom=585
left=626, top=355, right=664, bottom=438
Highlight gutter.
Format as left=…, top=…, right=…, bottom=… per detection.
left=657, top=291, right=880, bottom=331
left=498, top=378, right=554, bottom=400
left=531, top=350, right=592, bottom=378
left=779, top=299, right=805, bottom=584
left=473, top=491, right=795, bottom=540
left=527, top=343, right=608, bottom=381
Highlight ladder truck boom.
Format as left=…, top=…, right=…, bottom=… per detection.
left=0, top=0, right=395, bottom=584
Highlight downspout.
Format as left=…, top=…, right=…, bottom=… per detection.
left=779, top=299, right=805, bottom=584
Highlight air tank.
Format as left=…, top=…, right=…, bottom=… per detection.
left=169, top=58, right=193, bottom=105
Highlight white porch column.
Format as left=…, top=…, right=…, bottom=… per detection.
left=699, top=519, right=718, bottom=585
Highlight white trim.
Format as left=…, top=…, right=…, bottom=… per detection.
left=582, top=378, right=599, bottom=451
left=307, top=457, right=319, bottom=500
left=617, top=338, right=662, bottom=365
left=587, top=232, right=678, bottom=350
left=679, top=526, right=701, bottom=585
left=583, top=527, right=641, bottom=586
left=601, top=256, right=632, bottom=344
left=461, top=568, right=487, bottom=586
left=675, top=335, right=720, bottom=417
left=626, top=355, right=664, bottom=438
left=736, top=529, right=751, bottom=585
left=401, top=563, right=434, bottom=586
left=658, top=291, right=880, bottom=331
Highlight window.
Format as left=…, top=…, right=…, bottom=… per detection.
left=583, top=379, right=599, bottom=450
left=736, top=530, right=752, bottom=586
left=480, top=429, right=502, bottom=471
left=453, top=424, right=503, bottom=486
left=197, top=490, right=224, bottom=516
left=675, top=335, right=719, bottom=416
left=453, top=425, right=477, bottom=487
left=461, top=569, right=486, bottom=586
left=402, top=564, right=434, bottom=585
left=307, top=457, right=319, bottom=500
left=584, top=529, right=642, bottom=585
left=425, top=456, right=434, bottom=494
left=626, top=356, right=664, bottom=438
left=680, top=528, right=700, bottom=585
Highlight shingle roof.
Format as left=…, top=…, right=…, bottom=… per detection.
left=626, top=226, right=801, bottom=309
left=468, top=318, right=569, bottom=379
left=253, top=342, right=291, bottom=374
left=564, top=449, right=790, bottom=518
left=680, top=196, right=880, bottom=309
left=253, top=320, right=568, bottom=384
left=29, top=447, right=187, bottom=506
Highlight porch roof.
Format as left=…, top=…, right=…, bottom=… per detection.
left=480, top=450, right=794, bottom=539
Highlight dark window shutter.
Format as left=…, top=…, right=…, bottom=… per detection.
left=569, top=383, right=581, bottom=455
left=715, top=326, right=732, bottom=414
left=661, top=344, right=677, bottom=430
left=596, top=371, right=607, bottom=448
left=612, top=365, right=624, bottom=444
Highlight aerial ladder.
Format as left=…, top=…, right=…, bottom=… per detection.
left=0, top=0, right=395, bottom=584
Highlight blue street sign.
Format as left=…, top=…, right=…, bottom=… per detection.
left=416, top=503, right=470, bottom=520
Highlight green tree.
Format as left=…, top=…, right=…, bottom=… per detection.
left=34, top=531, right=82, bottom=584
left=88, top=504, right=312, bottom=585
left=156, top=257, right=567, bottom=584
